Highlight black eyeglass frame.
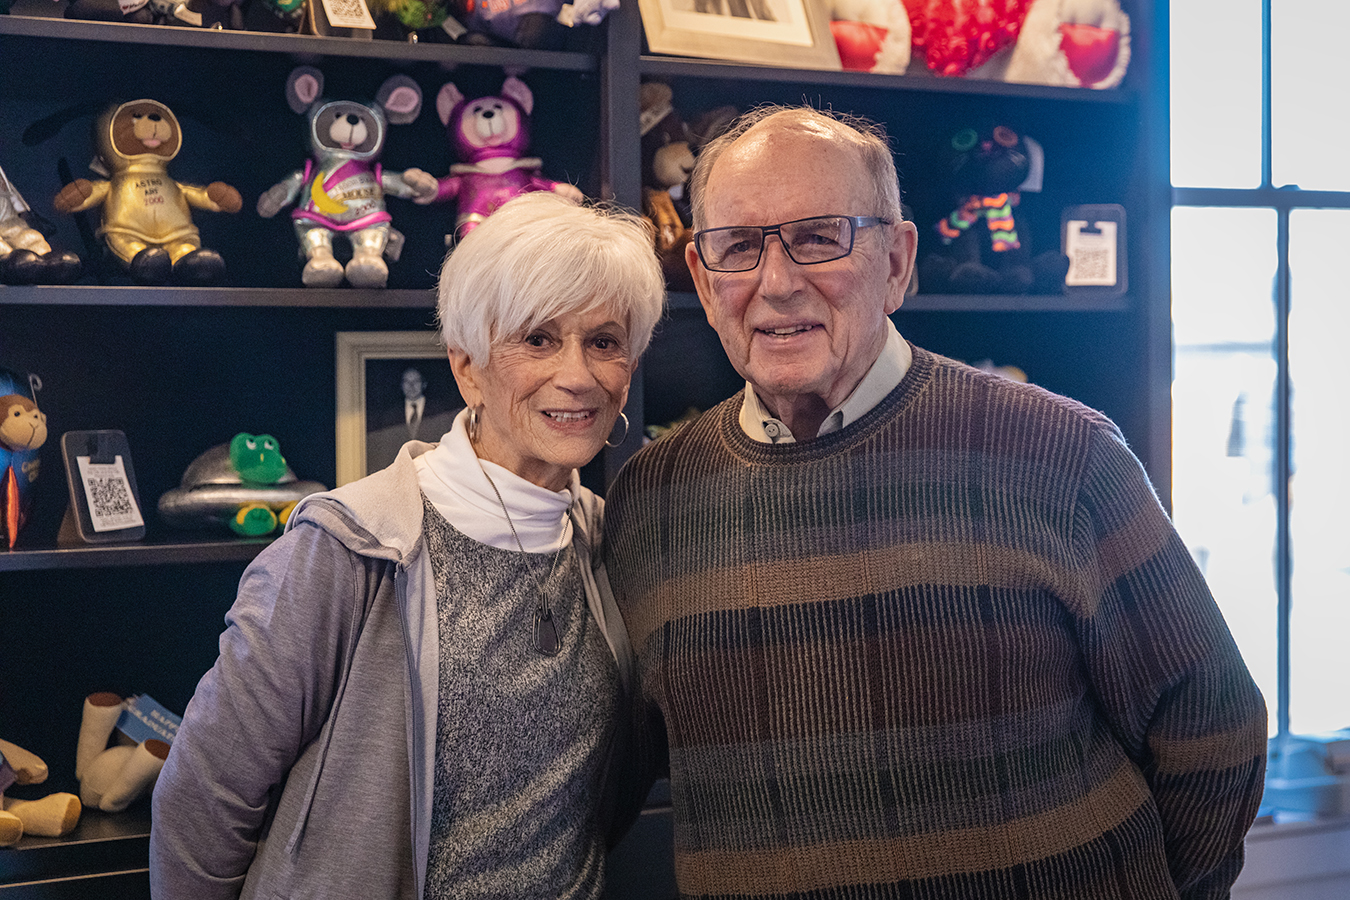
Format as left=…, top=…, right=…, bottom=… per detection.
left=692, top=215, right=892, bottom=273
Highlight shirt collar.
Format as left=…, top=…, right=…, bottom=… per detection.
left=739, top=319, right=911, bottom=444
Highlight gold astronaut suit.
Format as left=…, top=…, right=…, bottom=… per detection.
left=55, top=99, right=240, bottom=267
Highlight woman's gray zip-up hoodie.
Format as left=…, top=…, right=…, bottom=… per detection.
left=149, top=441, right=637, bottom=900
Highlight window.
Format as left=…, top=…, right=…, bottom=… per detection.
left=1171, top=1, right=1350, bottom=741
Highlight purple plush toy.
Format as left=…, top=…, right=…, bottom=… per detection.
left=403, top=77, right=583, bottom=243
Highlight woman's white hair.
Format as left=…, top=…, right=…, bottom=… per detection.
left=436, top=192, right=666, bottom=366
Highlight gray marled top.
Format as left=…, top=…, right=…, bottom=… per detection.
left=421, top=499, right=620, bottom=900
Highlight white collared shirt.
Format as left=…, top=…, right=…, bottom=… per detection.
left=739, top=319, right=911, bottom=443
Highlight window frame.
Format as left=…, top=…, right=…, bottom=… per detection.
left=1170, top=0, right=1350, bottom=741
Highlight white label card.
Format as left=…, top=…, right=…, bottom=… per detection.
left=321, top=0, right=376, bottom=29
left=77, top=454, right=146, bottom=533
left=1064, top=219, right=1118, bottom=287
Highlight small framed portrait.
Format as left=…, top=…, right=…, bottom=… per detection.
left=336, top=331, right=463, bottom=486
left=638, top=0, right=840, bottom=69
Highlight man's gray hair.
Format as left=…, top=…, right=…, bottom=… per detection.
left=688, top=105, right=905, bottom=230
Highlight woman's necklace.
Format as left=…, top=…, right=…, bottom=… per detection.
left=478, top=464, right=567, bottom=656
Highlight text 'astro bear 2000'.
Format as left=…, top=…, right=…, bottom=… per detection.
left=257, top=67, right=433, bottom=288
left=53, top=100, right=243, bottom=285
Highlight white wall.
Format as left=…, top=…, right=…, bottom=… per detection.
left=1233, top=817, right=1350, bottom=900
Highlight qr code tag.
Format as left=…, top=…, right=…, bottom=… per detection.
left=1065, top=219, right=1118, bottom=287
left=77, top=454, right=146, bottom=533
left=321, top=0, right=376, bottom=29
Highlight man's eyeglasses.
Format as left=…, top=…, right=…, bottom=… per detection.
left=693, top=215, right=891, bottom=273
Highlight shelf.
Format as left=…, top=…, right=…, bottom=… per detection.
left=0, top=286, right=1128, bottom=312
left=638, top=55, right=1137, bottom=103
left=0, top=534, right=272, bottom=571
left=0, top=284, right=436, bottom=308
left=664, top=290, right=1129, bottom=313
left=0, top=806, right=149, bottom=886
left=0, top=13, right=597, bottom=69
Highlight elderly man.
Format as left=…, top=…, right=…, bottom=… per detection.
left=604, top=105, right=1267, bottom=899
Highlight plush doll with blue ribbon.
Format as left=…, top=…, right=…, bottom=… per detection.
left=1, top=739, right=81, bottom=846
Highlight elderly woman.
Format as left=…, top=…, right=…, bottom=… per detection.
left=150, top=192, right=665, bottom=900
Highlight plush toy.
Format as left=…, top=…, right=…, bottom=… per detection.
left=449, top=0, right=618, bottom=48
left=368, top=0, right=455, bottom=40
left=639, top=82, right=696, bottom=290
left=902, top=0, right=1130, bottom=88
left=826, top=0, right=911, bottom=73
left=403, top=77, right=583, bottom=243
left=75, top=694, right=169, bottom=814
left=996, top=0, right=1131, bottom=88
left=52, top=99, right=242, bottom=285
left=0, top=367, right=46, bottom=550
left=972, top=358, right=1029, bottom=382
left=1, top=739, right=81, bottom=846
left=63, top=0, right=231, bottom=26
left=158, top=432, right=327, bottom=536
left=0, top=163, right=81, bottom=285
left=919, top=125, right=1068, bottom=294
left=238, top=0, right=306, bottom=32
left=258, top=67, right=432, bottom=288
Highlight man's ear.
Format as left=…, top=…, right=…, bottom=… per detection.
left=448, top=349, right=484, bottom=408
left=885, top=219, right=919, bottom=315
left=687, top=240, right=718, bottom=329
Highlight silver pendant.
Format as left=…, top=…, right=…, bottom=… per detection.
left=533, top=606, right=561, bottom=656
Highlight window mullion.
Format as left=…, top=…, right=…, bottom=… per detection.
left=1273, top=207, right=1292, bottom=741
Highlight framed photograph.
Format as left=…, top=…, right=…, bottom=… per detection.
left=336, top=331, right=463, bottom=486
left=638, top=0, right=841, bottom=70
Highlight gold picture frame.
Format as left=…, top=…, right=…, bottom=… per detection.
left=638, top=0, right=841, bottom=70
left=335, top=331, right=460, bottom=486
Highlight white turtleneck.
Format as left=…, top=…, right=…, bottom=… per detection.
left=412, top=408, right=575, bottom=554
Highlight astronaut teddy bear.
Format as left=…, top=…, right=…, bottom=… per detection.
left=53, top=99, right=242, bottom=284
left=258, top=67, right=432, bottom=288
left=403, top=76, right=582, bottom=242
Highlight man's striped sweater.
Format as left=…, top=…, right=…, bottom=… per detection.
left=605, top=345, right=1267, bottom=900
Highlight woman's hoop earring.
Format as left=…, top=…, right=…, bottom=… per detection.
left=467, top=406, right=482, bottom=444
left=605, top=412, right=631, bottom=449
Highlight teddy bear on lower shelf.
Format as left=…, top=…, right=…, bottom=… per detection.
left=76, top=693, right=170, bottom=814
left=0, top=738, right=82, bottom=846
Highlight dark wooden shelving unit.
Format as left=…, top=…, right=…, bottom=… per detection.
left=1, top=2, right=1169, bottom=894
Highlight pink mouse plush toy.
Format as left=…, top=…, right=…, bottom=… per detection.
left=402, top=77, right=583, bottom=243
left=258, top=66, right=432, bottom=288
